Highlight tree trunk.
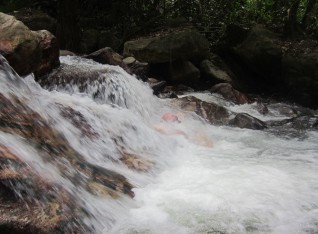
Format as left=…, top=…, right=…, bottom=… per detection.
left=301, top=0, right=316, bottom=28
left=285, top=0, right=302, bottom=37
left=56, top=0, right=81, bottom=52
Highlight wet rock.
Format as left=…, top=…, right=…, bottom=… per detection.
left=282, top=52, right=318, bottom=107
left=37, top=61, right=117, bottom=93
left=169, top=60, right=200, bottom=85
left=0, top=93, right=135, bottom=198
left=147, top=78, right=166, bottom=94
left=158, top=91, right=178, bottom=99
left=229, top=113, right=267, bottom=130
left=83, top=47, right=131, bottom=74
left=267, top=103, right=298, bottom=117
left=172, top=96, right=230, bottom=125
left=34, top=30, right=60, bottom=78
left=200, top=59, right=233, bottom=83
left=0, top=145, right=89, bottom=233
left=123, top=57, right=149, bottom=80
left=0, top=12, right=41, bottom=76
left=268, top=116, right=318, bottom=130
left=60, top=50, right=76, bottom=56
left=120, top=152, right=153, bottom=172
left=123, top=28, right=209, bottom=63
left=123, top=57, right=136, bottom=65
left=210, top=83, right=251, bottom=105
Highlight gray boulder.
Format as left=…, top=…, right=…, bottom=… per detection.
left=123, top=29, right=209, bottom=63
left=234, top=25, right=282, bottom=84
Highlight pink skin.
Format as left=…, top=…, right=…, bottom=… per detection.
left=161, top=112, right=179, bottom=122
left=154, top=112, right=213, bottom=148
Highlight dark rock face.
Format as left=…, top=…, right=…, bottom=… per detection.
left=169, top=60, right=200, bottom=85
left=0, top=12, right=41, bottom=76
left=123, top=28, right=209, bottom=63
left=233, top=25, right=283, bottom=87
left=210, top=83, right=251, bottom=105
left=218, top=24, right=318, bottom=108
left=282, top=52, right=318, bottom=107
left=229, top=113, right=267, bottom=130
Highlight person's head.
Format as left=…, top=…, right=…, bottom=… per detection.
left=162, top=112, right=180, bottom=123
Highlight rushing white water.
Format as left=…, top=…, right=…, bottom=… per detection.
left=1, top=56, right=318, bottom=233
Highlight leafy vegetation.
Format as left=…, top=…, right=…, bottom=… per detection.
left=1, top=0, right=317, bottom=50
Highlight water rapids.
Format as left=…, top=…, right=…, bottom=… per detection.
left=0, top=55, right=317, bottom=234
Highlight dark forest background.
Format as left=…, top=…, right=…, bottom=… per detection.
left=1, top=0, right=317, bottom=53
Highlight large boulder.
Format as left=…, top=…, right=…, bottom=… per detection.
left=123, top=28, right=209, bottom=63
left=233, top=25, right=283, bottom=87
left=218, top=24, right=318, bottom=107
left=169, top=60, right=200, bottom=85
left=282, top=51, right=318, bottom=107
left=0, top=12, right=59, bottom=77
left=0, top=12, right=41, bottom=76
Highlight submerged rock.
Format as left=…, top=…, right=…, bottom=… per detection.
left=0, top=144, right=89, bottom=233
left=172, top=96, right=230, bottom=125
left=229, top=113, right=267, bottom=130
left=0, top=93, right=134, bottom=198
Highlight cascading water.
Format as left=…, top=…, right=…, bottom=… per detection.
left=0, top=55, right=318, bottom=233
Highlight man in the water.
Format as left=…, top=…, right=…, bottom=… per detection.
left=154, top=112, right=213, bottom=148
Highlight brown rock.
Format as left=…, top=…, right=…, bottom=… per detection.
left=210, top=83, right=251, bottom=105
left=0, top=12, right=41, bottom=76
left=83, top=47, right=131, bottom=74
left=172, top=96, right=230, bottom=125
left=34, top=30, right=60, bottom=78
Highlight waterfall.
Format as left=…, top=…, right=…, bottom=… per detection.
left=1, top=55, right=318, bottom=233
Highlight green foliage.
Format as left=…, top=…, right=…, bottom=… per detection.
left=0, top=0, right=34, bottom=12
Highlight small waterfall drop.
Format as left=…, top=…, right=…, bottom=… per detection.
left=1, top=55, right=318, bottom=233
